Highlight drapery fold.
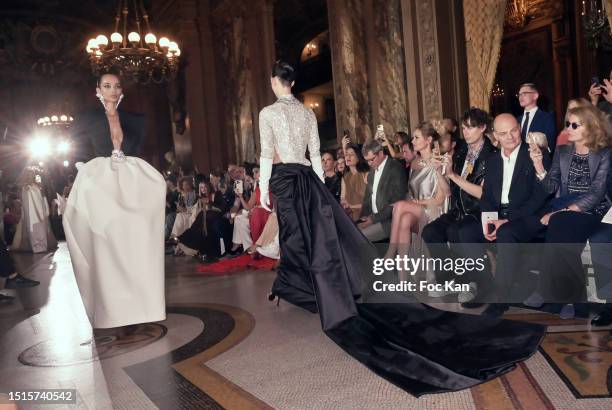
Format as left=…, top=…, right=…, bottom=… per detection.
left=463, top=0, right=507, bottom=111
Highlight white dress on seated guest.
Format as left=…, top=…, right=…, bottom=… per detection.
left=255, top=211, right=279, bottom=260
left=171, top=204, right=197, bottom=238
left=11, top=184, right=57, bottom=253
left=232, top=209, right=253, bottom=249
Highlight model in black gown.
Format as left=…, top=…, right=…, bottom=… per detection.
left=259, top=61, right=545, bottom=397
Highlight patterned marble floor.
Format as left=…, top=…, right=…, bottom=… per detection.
left=0, top=243, right=610, bottom=409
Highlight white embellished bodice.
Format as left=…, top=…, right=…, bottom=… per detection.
left=258, top=94, right=320, bottom=165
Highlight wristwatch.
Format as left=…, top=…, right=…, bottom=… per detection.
left=536, top=170, right=547, bottom=180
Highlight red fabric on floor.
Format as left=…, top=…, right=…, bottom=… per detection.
left=196, top=253, right=276, bottom=275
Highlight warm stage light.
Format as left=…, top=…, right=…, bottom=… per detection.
left=57, top=141, right=71, bottom=154
left=63, top=160, right=70, bottom=167
left=29, top=138, right=51, bottom=158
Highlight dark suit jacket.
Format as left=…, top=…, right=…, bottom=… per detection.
left=540, top=145, right=611, bottom=212
left=361, top=157, right=407, bottom=234
left=518, top=108, right=557, bottom=149
left=480, top=144, right=549, bottom=221
left=70, top=107, right=146, bottom=163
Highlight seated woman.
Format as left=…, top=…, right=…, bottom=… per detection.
left=556, top=98, right=591, bottom=146
left=229, top=167, right=271, bottom=254
left=175, top=181, right=227, bottom=261
left=530, top=105, right=612, bottom=315
left=384, top=122, right=450, bottom=276
left=335, top=156, right=346, bottom=176
left=170, top=177, right=197, bottom=239
left=339, top=139, right=369, bottom=221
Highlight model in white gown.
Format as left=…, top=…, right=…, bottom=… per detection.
left=63, top=72, right=166, bottom=328
left=11, top=176, right=57, bottom=253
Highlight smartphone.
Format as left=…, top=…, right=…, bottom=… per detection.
left=35, top=175, right=42, bottom=184
left=592, top=76, right=601, bottom=86
left=343, top=129, right=350, bottom=138
left=234, top=180, right=243, bottom=194
left=481, top=211, right=498, bottom=235
left=377, top=124, right=384, bottom=133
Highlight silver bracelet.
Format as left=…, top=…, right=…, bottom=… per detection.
left=536, top=170, right=547, bottom=180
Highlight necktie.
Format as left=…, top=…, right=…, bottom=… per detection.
left=521, top=111, right=530, bottom=141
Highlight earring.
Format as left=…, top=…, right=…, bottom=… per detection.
left=96, top=93, right=107, bottom=112
left=116, top=94, right=124, bottom=109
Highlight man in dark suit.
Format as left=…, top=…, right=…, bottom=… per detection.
left=456, top=114, right=550, bottom=314
left=359, top=139, right=407, bottom=242
left=517, top=83, right=557, bottom=149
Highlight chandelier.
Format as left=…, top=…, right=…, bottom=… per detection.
left=86, top=0, right=181, bottom=84
left=581, top=0, right=612, bottom=49
left=37, top=114, right=74, bottom=127
left=506, top=0, right=530, bottom=30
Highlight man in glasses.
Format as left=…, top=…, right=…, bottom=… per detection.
left=359, top=139, right=407, bottom=241
left=517, top=83, right=557, bottom=149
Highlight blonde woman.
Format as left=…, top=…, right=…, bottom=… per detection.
left=556, top=98, right=591, bottom=146
left=384, top=122, right=450, bottom=263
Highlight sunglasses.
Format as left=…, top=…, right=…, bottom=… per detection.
left=565, top=121, right=582, bottom=130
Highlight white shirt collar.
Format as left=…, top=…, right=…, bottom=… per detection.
left=501, top=143, right=521, bottom=162
left=524, top=106, right=538, bottom=115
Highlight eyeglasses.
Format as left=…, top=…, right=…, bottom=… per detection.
left=364, top=155, right=377, bottom=163
left=565, top=121, right=582, bottom=130
left=515, top=91, right=536, bottom=98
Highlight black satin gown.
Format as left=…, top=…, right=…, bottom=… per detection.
left=270, top=163, right=546, bottom=397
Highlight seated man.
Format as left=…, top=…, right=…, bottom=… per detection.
left=358, top=139, right=407, bottom=242
left=456, top=113, right=550, bottom=314
left=422, top=108, right=497, bottom=282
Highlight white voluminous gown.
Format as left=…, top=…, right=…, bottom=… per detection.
left=11, top=184, right=57, bottom=253
left=63, top=153, right=166, bottom=328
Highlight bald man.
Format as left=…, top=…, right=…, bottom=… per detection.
left=455, top=114, right=550, bottom=314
